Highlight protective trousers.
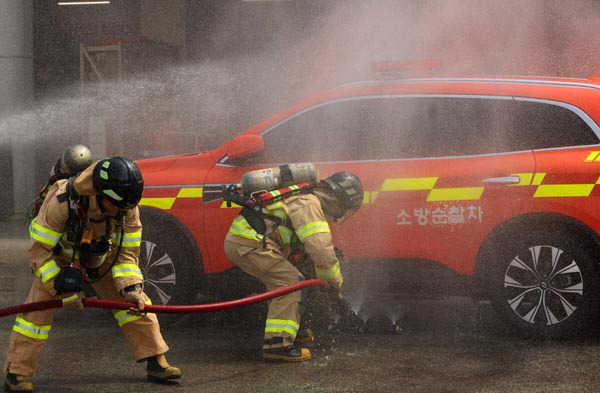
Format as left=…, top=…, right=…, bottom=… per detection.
left=224, top=240, right=303, bottom=349
left=4, top=273, right=169, bottom=376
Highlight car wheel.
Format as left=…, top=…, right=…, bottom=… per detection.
left=485, top=226, right=600, bottom=338
left=139, top=207, right=203, bottom=307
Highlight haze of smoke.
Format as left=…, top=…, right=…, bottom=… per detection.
left=4, top=0, right=600, bottom=165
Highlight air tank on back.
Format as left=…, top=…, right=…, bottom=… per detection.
left=53, top=144, right=93, bottom=178
left=241, top=163, right=318, bottom=195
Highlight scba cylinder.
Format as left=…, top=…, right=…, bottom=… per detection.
left=241, top=163, right=318, bottom=195
left=54, top=144, right=93, bottom=177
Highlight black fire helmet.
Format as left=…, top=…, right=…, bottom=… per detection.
left=323, top=171, right=364, bottom=212
left=92, top=157, right=144, bottom=209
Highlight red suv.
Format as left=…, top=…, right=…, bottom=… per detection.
left=136, top=74, right=600, bottom=337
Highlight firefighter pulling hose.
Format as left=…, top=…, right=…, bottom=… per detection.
left=4, top=154, right=181, bottom=393
left=0, top=279, right=327, bottom=318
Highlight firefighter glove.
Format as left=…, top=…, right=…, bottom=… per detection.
left=327, top=274, right=343, bottom=293
left=122, top=284, right=146, bottom=316
left=61, top=292, right=84, bottom=311
left=334, top=247, right=348, bottom=264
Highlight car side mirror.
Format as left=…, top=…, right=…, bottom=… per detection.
left=226, top=134, right=265, bottom=161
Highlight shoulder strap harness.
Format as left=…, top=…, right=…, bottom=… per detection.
left=223, top=182, right=314, bottom=247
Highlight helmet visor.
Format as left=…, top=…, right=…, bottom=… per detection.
left=102, top=182, right=143, bottom=209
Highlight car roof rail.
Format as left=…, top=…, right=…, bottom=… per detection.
left=332, top=77, right=600, bottom=91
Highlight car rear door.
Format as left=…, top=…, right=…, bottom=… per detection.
left=367, top=95, right=536, bottom=275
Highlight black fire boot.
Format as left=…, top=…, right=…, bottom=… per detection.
left=4, top=373, right=34, bottom=393
left=294, top=328, right=315, bottom=344
left=146, top=354, right=182, bottom=383
left=262, top=345, right=311, bottom=362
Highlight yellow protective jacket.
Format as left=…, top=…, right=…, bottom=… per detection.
left=28, top=162, right=144, bottom=295
left=225, top=192, right=341, bottom=282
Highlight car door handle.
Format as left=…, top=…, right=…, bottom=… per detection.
left=482, top=176, right=521, bottom=185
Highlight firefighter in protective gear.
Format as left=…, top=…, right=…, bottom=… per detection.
left=4, top=157, right=181, bottom=392
left=224, top=171, right=363, bottom=362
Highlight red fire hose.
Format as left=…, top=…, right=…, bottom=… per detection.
left=0, top=279, right=327, bottom=318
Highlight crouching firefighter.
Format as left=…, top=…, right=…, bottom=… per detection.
left=224, top=169, right=363, bottom=362
left=4, top=157, right=181, bottom=393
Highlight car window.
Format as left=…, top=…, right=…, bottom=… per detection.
left=371, top=97, right=505, bottom=158
left=377, top=97, right=599, bottom=159
left=237, top=95, right=599, bottom=166
left=256, top=98, right=388, bottom=164
left=507, top=100, right=598, bottom=150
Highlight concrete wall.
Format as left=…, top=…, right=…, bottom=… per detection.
left=141, top=0, right=186, bottom=48
left=0, top=0, right=34, bottom=217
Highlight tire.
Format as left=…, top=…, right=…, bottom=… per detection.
left=139, top=207, right=203, bottom=307
left=483, top=224, right=600, bottom=338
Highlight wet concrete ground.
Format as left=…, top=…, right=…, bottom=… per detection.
left=2, top=219, right=600, bottom=392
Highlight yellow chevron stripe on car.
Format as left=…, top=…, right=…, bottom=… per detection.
left=510, top=173, right=534, bottom=186
left=534, top=184, right=595, bottom=198
left=177, top=188, right=204, bottom=198
left=221, top=201, right=242, bottom=208
left=139, top=198, right=176, bottom=210
left=532, top=173, right=546, bottom=185
left=363, top=191, right=379, bottom=204
left=140, top=187, right=204, bottom=210
left=585, top=152, right=600, bottom=162
left=380, top=177, right=438, bottom=191
left=427, top=187, right=484, bottom=202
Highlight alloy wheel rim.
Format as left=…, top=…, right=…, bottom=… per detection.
left=139, top=240, right=177, bottom=305
left=503, top=245, right=583, bottom=325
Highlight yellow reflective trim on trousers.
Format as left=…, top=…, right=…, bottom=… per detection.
left=139, top=198, right=175, bottom=210
left=265, top=319, right=299, bottom=338
left=534, top=184, right=594, bottom=197
left=381, top=177, right=437, bottom=191
left=296, top=221, right=330, bottom=242
left=13, top=317, right=52, bottom=340
left=585, top=152, right=600, bottom=162
left=29, top=219, right=62, bottom=247
left=112, top=263, right=144, bottom=280
left=113, top=299, right=154, bottom=327
left=114, top=310, right=142, bottom=327
left=315, top=261, right=341, bottom=280
left=177, top=188, right=203, bottom=198
left=427, top=187, right=484, bottom=202
left=36, top=260, right=60, bottom=283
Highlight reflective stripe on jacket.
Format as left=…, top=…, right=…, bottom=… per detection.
left=226, top=193, right=340, bottom=281
left=28, top=163, right=145, bottom=294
